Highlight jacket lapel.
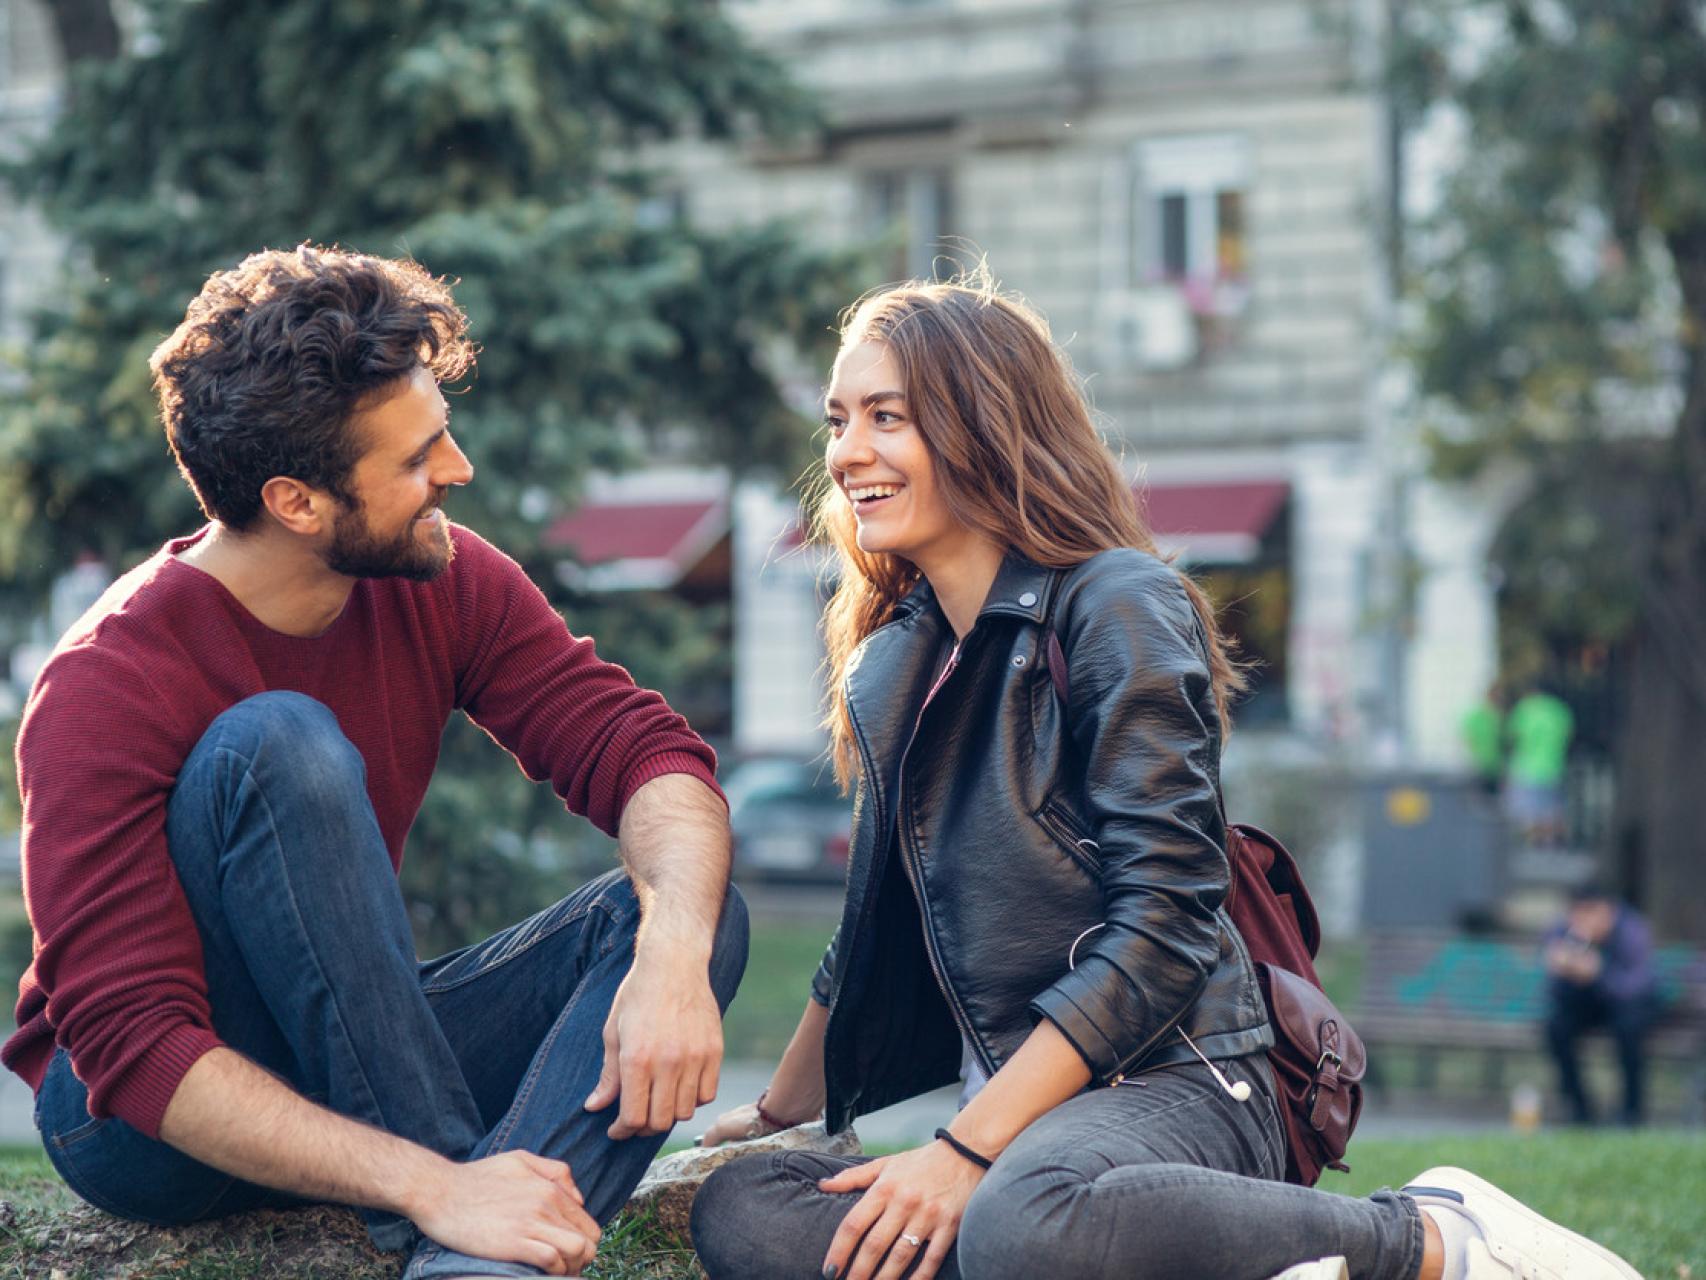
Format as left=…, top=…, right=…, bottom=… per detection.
left=844, top=587, right=948, bottom=834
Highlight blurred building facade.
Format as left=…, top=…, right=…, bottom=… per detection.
left=0, top=0, right=1506, bottom=782
left=0, top=0, right=61, bottom=354
left=633, top=0, right=1504, bottom=771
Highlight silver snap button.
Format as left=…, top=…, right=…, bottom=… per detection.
left=1018, top=591, right=1038, bottom=607
left=1012, top=654, right=1028, bottom=669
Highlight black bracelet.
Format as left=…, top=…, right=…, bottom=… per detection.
left=933, top=1127, right=993, bottom=1170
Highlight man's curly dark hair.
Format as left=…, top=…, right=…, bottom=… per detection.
left=150, top=244, right=475, bottom=529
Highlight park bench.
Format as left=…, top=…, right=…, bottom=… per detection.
left=1353, top=930, right=1706, bottom=1120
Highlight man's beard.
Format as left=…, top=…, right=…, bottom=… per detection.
left=323, top=492, right=454, bottom=582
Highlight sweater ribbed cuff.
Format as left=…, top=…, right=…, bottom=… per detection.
left=617, top=751, right=727, bottom=815
left=101, top=1023, right=224, bottom=1139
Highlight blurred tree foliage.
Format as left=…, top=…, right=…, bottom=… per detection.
left=0, top=0, right=863, bottom=954
left=1393, top=0, right=1706, bottom=938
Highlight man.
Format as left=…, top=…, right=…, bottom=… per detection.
left=1542, top=884, right=1658, bottom=1126
left=5, top=245, right=747, bottom=1279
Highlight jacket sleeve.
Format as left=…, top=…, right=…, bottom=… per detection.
left=1028, top=552, right=1229, bottom=1083
left=810, top=924, right=841, bottom=1007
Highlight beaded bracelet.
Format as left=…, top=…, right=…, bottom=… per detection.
left=933, top=1127, right=994, bottom=1170
left=754, top=1089, right=793, bottom=1132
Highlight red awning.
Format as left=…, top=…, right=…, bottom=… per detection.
left=1139, top=480, right=1288, bottom=563
left=545, top=498, right=726, bottom=589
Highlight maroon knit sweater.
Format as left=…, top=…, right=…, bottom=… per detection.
left=5, top=524, right=721, bottom=1138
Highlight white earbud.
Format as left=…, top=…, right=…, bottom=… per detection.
left=1178, top=1028, right=1251, bottom=1102
left=1068, top=926, right=1251, bottom=1102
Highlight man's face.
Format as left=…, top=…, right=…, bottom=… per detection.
left=324, top=365, right=473, bottom=582
left=1568, top=899, right=1616, bottom=944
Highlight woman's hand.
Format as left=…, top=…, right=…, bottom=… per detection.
left=698, top=1000, right=829, bottom=1149
left=818, top=1140, right=984, bottom=1280
left=698, top=1101, right=774, bottom=1147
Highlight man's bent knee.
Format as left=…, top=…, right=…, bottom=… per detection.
left=168, top=691, right=381, bottom=883
left=709, top=884, right=749, bottom=1012
left=185, top=696, right=368, bottom=805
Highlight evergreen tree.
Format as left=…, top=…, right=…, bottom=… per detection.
left=0, top=0, right=862, bottom=951
left=1394, top=0, right=1706, bottom=938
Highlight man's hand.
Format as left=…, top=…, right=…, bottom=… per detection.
left=584, top=947, right=724, bottom=1138
left=588, top=772, right=735, bottom=1140
left=159, top=1050, right=603, bottom=1274
left=406, top=1151, right=602, bottom=1276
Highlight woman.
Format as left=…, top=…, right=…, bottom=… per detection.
left=690, top=277, right=1638, bottom=1280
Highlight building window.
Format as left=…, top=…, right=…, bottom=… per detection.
left=1134, top=134, right=1250, bottom=317
left=864, top=168, right=954, bottom=282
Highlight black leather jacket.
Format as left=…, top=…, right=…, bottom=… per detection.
left=812, top=549, right=1271, bottom=1133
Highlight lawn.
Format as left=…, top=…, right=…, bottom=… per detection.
left=0, top=1131, right=1698, bottom=1278
left=719, top=912, right=835, bottom=1062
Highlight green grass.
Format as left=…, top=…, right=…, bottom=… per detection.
left=2, top=1132, right=1698, bottom=1278
left=1319, top=1130, right=1705, bottom=1278
left=720, top=917, right=834, bottom=1061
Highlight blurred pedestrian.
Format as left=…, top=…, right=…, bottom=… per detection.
left=1543, top=884, right=1658, bottom=1126
left=1460, top=680, right=1507, bottom=797
left=1503, top=684, right=1574, bottom=845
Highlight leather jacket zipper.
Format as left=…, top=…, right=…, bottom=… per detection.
left=890, top=638, right=997, bottom=1079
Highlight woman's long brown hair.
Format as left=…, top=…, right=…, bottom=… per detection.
left=810, top=272, right=1248, bottom=789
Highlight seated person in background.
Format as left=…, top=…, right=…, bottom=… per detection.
left=7, top=245, right=747, bottom=1280
left=1543, top=884, right=1658, bottom=1126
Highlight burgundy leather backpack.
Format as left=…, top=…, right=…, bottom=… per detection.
left=1044, top=630, right=1365, bottom=1185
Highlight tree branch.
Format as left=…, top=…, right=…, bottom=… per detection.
left=44, top=0, right=121, bottom=66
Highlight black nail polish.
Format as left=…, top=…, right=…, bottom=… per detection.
left=822, top=1268, right=838, bottom=1280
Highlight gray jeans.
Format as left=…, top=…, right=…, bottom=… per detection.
left=690, top=1055, right=1423, bottom=1280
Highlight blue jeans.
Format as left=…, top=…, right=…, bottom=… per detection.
left=691, top=1055, right=1423, bottom=1280
left=35, top=692, right=749, bottom=1278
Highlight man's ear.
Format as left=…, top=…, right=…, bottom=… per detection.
left=259, top=476, right=336, bottom=536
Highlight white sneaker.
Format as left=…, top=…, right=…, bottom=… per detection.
left=1266, top=1259, right=1349, bottom=1280
left=1403, top=1166, right=1641, bottom=1279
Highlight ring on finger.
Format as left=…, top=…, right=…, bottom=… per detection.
left=901, top=1232, right=924, bottom=1247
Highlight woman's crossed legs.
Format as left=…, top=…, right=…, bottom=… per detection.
left=691, top=1055, right=1423, bottom=1280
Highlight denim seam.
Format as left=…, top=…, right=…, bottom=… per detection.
left=1393, top=1189, right=1427, bottom=1280
left=48, top=1132, right=236, bottom=1224
left=227, top=749, right=393, bottom=1128
left=419, top=901, right=615, bottom=996
left=48, top=1115, right=108, bottom=1151
left=1089, top=1075, right=1236, bottom=1132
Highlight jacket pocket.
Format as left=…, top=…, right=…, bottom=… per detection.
left=1035, top=797, right=1101, bottom=878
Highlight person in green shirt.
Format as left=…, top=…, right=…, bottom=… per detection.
left=1504, top=686, right=1575, bottom=844
left=1460, top=681, right=1507, bottom=796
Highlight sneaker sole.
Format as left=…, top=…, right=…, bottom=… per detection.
left=1267, top=1259, right=1349, bottom=1280
left=1410, top=1166, right=1641, bottom=1280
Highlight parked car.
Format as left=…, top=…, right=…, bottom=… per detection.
left=723, top=756, right=851, bottom=882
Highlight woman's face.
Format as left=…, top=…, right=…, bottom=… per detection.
left=825, top=340, right=965, bottom=568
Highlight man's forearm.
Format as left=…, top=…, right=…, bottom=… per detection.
left=158, top=1046, right=445, bottom=1216
left=616, top=772, right=731, bottom=958
left=162, top=1047, right=601, bottom=1271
